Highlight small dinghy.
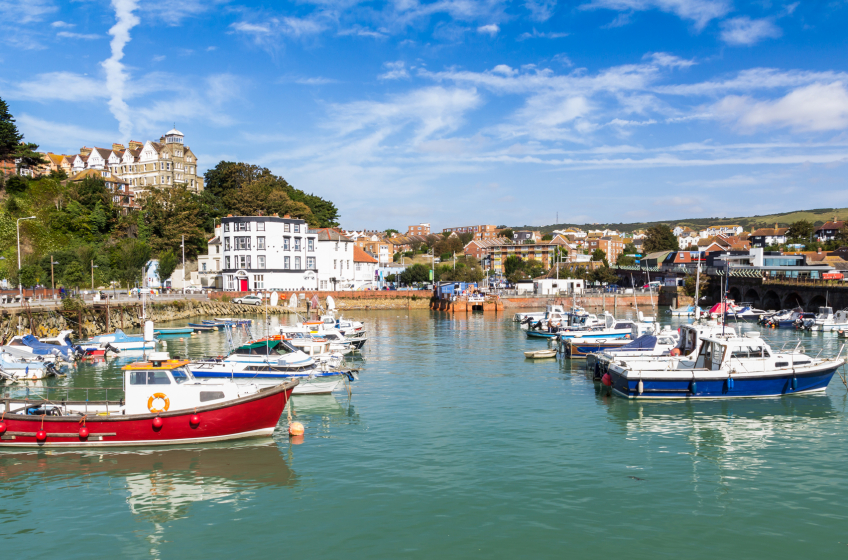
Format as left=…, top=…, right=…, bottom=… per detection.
left=524, top=349, right=558, bottom=359
left=154, top=327, right=195, bottom=336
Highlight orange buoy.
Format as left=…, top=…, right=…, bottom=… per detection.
left=289, top=422, right=305, bottom=436
left=670, top=348, right=681, bottom=356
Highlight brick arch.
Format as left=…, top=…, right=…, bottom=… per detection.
left=808, top=294, right=828, bottom=312
left=783, top=292, right=805, bottom=309
left=762, top=290, right=781, bottom=310
left=744, top=288, right=760, bottom=305
left=728, top=286, right=742, bottom=302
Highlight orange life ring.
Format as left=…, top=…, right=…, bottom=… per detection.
left=148, top=393, right=170, bottom=413
left=670, top=348, right=682, bottom=356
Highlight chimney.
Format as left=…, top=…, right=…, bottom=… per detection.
left=80, top=146, right=92, bottom=156
left=774, top=223, right=778, bottom=230
left=128, top=140, right=143, bottom=150
left=112, top=143, right=125, bottom=151
left=283, top=214, right=291, bottom=219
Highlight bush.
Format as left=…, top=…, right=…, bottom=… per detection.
left=62, top=297, right=85, bottom=312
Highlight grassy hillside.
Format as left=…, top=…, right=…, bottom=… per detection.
left=517, top=207, right=848, bottom=235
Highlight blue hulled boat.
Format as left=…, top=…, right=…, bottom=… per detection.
left=605, top=332, right=843, bottom=399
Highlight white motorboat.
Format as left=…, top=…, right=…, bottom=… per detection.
left=188, top=338, right=353, bottom=394
left=667, top=304, right=701, bottom=317
left=805, top=307, right=848, bottom=332
left=604, top=332, right=844, bottom=399
left=524, top=349, right=557, bottom=359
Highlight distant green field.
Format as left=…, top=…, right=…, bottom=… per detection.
left=518, top=208, right=848, bottom=235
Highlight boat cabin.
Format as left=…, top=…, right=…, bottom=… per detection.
left=231, top=339, right=298, bottom=356
left=123, top=353, right=245, bottom=415
left=692, top=332, right=795, bottom=371
left=673, top=324, right=737, bottom=358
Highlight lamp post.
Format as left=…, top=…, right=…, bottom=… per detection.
left=51, top=256, right=58, bottom=299
left=91, top=260, right=99, bottom=291
left=16, top=216, right=36, bottom=297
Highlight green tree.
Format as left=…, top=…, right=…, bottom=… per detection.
left=499, top=228, right=514, bottom=240
left=643, top=224, right=679, bottom=252
left=616, top=243, right=637, bottom=266
left=385, top=228, right=399, bottom=236
left=458, top=232, right=474, bottom=245
left=111, top=238, right=151, bottom=287
left=590, top=265, right=620, bottom=285
left=683, top=274, right=710, bottom=300
left=399, top=263, right=430, bottom=284
left=0, top=97, right=23, bottom=159
left=788, top=220, right=814, bottom=241
left=503, top=255, right=523, bottom=277
left=591, top=248, right=607, bottom=266
left=0, top=97, right=45, bottom=169
left=141, top=185, right=207, bottom=258
left=62, top=261, right=85, bottom=289
left=434, top=235, right=464, bottom=256
left=541, top=233, right=553, bottom=241
left=157, top=250, right=179, bottom=283
left=5, top=175, right=27, bottom=195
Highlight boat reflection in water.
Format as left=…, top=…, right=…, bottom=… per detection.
left=0, top=441, right=296, bottom=518
left=289, top=394, right=360, bottom=435
left=600, top=393, right=838, bottom=476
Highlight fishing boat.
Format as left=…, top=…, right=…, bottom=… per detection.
left=280, top=326, right=349, bottom=362
left=2, top=331, right=79, bottom=362
left=0, top=352, right=296, bottom=447
left=0, top=353, right=61, bottom=381
left=154, top=327, right=195, bottom=336
left=189, top=338, right=353, bottom=394
left=604, top=332, right=843, bottom=399
left=557, top=313, right=636, bottom=341
left=802, top=307, right=848, bottom=332
left=563, top=322, right=676, bottom=359
left=761, top=308, right=805, bottom=328
left=77, top=329, right=157, bottom=354
left=524, top=349, right=557, bottom=359
left=215, top=318, right=253, bottom=325
left=588, top=323, right=734, bottom=380
left=667, top=304, right=701, bottom=317
left=189, top=324, right=217, bottom=332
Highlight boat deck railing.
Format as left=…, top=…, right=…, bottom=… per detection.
left=1, top=386, right=125, bottom=412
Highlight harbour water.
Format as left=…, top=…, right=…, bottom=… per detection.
left=2, top=309, right=848, bottom=558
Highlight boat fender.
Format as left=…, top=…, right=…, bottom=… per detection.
left=690, top=381, right=697, bottom=394
left=36, top=430, right=46, bottom=442
left=190, top=414, right=201, bottom=427
left=345, top=372, right=355, bottom=382
left=148, top=393, right=170, bottom=413
left=0, top=419, right=5, bottom=434
left=637, top=380, right=644, bottom=395
left=79, top=426, right=89, bottom=439
left=289, top=421, right=305, bottom=436
left=791, top=377, right=798, bottom=391
left=727, top=378, right=734, bottom=390
left=152, top=416, right=164, bottom=429
left=670, top=349, right=681, bottom=357
left=601, top=373, right=612, bottom=387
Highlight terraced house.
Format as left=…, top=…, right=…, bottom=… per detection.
left=71, top=128, right=204, bottom=195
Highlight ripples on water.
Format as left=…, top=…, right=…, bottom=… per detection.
left=1, top=310, right=847, bottom=559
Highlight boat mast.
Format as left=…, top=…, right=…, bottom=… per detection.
left=722, top=257, right=729, bottom=336
left=694, top=257, right=701, bottom=319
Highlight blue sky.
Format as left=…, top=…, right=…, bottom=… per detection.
left=2, top=0, right=848, bottom=230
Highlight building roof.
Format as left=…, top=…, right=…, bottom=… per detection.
left=816, top=221, right=845, bottom=231
left=353, top=246, right=378, bottom=263
left=751, top=227, right=789, bottom=237
left=310, top=228, right=352, bottom=242
left=166, top=128, right=184, bottom=136
left=70, top=168, right=128, bottom=184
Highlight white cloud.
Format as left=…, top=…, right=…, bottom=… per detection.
left=720, top=17, right=782, bottom=46
left=16, top=114, right=116, bottom=149
left=581, top=0, right=732, bottom=30
left=57, top=31, right=102, bottom=40
left=378, top=61, right=410, bottom=80
left=525, top=0, right=559, bottom=21
left=0, top=0, right=57, bottom=25
left=518, top=28, right=570, bottom=40
left=294, top=76, right=339, bottom=85
left=3, top=72, right=106, bottom=102
left=713, top=82, right=848, bottom=133
left=51, top=21, right=73, bottom=28
left=477, top=23, right=500, bottom=35
left=102, top=0, right=141, bottom=141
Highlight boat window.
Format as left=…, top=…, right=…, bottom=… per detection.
left=617, top=323, right=633, bottom=329
left=200, top=391, right=225, bottom=402
left=731, top=348, right=749, bottom=359
left=149, top=371, right=171, bottom=385
left=172, top=369, right=191, bottom=384
left=775, top=361, right=789, bottom=368
left=128, top=371, right=171, bottom=384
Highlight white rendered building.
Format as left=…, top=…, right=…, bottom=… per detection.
left=221, top=215, right=319, bottom=292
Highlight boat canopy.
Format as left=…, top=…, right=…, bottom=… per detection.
left=233, top=340, right=293, bottom=355
left=608, top=334, right=657, bottom=351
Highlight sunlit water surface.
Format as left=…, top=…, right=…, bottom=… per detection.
left=1, top=309, right=847, bottom=558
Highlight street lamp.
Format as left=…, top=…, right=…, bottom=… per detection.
left=16, top=216, right=36, bottom=297
left=51, top=256, right=58, bottom=299
left=91, top=260, right=99, bottom=291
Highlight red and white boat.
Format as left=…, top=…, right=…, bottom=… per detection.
left=0, top=352, right=297, bottom=447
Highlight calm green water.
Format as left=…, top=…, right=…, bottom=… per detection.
left=2, top=310, right=848, bottom=559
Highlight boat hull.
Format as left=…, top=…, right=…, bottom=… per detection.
left=190, top=369, right=352, bottom=395
left=526, top=331, right=558, bottom=339
left=0, top=383, right=295, bottom=447
left=564, top=340, right=631, bottom=358
left=608, top=366, right=839, bottom=399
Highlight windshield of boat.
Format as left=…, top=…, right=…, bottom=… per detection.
left=676, top=328, right=698, bottom=354
left=171, top=368, right=194, bottom=383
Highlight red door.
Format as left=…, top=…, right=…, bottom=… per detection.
left=239, top=279, right=248, bottom=291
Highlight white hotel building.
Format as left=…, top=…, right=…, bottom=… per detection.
left=214, top=215, right=358, bottom=292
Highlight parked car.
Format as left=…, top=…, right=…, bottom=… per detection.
left=233, top=294, right=263, bottom=306
left=183, top=286, right=205, bottom=294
